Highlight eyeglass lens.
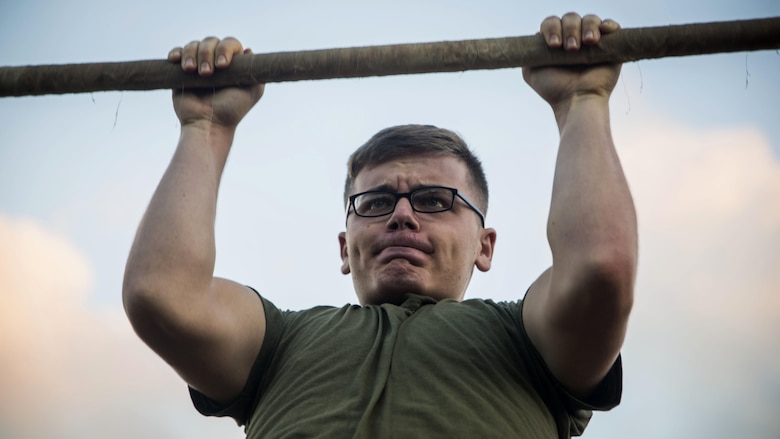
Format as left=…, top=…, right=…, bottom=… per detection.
left=353, top=188, right=454, bottom=216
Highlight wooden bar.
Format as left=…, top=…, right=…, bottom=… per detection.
left=1, top=17, right=778, bottom=97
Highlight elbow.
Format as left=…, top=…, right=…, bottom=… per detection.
left=579, top=247, right=637, bottom=316
left=122, top=254, right=194, bottom=322
left=122, top=262, right=212, bottom=341
left=122, top=255, right=213, bottom=338
left=122, top=263, right=157, bottom=317
left=122, top=269, right=180, bottom=341
left=122, top=278, right=191, bottom=352
left=122, top=273, right=162, bottom=338
left=553, top=242, right=637, bottom=320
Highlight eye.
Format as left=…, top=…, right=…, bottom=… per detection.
left=356, top=193, right=394, bottom=214
left=414, top=189, right=450, bottom=211
left=368, top=198, right=389, bottom=210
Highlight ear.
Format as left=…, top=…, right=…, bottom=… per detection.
left=338, top=232, right=351, bottom=275
left=475, top=227, right=497, bottom=272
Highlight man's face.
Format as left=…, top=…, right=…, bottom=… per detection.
left=339, top=154, right=496, bottom=305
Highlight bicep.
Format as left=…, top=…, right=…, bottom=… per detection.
left=129, top=277, right=266, bottom=404
left=523, top=266, right=630, bottom=399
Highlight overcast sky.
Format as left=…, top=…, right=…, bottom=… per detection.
left=1, top=1, right=779, bottom=438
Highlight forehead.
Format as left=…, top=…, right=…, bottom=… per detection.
left=352, top=154, right=470, bottom=193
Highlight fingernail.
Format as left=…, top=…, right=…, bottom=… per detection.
left=184, top=57, right=195, bottom=69
left=200, top=62, right=211, bottom=73
left=585, top=31, right=594, bottom=41
left=550, top=34, right=560, bottom=46
left=567, top=37, right=577, bottom=49
left=216, top=55, right=227, bottom=66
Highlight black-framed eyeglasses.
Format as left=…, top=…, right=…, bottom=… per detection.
left=347, top=186, right=485, bottom=227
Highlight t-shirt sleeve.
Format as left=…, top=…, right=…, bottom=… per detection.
left=513, top=298, right=623, bottom=438
left=188, top=290, right=285, bottom=427
left=554, top=355, right=622, bottom=436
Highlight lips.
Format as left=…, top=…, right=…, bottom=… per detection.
left=371, top=234, right=434, bottom=259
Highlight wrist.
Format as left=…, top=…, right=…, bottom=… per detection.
left=552, top=93, right=611, bottom=131
left=180, top=120, right=237, bottom=149
left=176, top=121, right=238, bottom=170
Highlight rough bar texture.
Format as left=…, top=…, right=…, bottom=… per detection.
left=1, top=17, right=779, bottom=97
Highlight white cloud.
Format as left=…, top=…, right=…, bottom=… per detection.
left=583, top=108, right=780, bottom=438
left=619, top=110, right=780, bottom=336
left=0, top=215, right=242, bottom=439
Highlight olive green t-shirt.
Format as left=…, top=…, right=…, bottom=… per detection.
left=190, top=292, right=621, bottom=438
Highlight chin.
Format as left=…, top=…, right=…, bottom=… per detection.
left=355, top=261, right=459, bottom=305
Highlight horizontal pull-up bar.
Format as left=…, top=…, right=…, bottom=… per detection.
left=1, top=17, right=778, bottom=97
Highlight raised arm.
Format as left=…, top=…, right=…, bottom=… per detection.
left=122, top=37, right=266, bottom=404
left=521, top=14, right=638, bottom=399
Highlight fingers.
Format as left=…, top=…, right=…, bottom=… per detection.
left=600, top=18, right=621, bottom=34
left=560, top=12, right=583, bottom=50
left=540, top=15, right=564, bottom=48
left=167, top=37, right=246, bottom=77
left=581, top=14, right=601, bottom=45
left=539, top=13, right=621, bottom=51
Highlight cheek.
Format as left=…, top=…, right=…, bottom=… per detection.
left=346, top=228, right=373, bottom=262
left=437, top=230, right=479, bottom=265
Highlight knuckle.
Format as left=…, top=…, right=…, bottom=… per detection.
left=167, top=47, right=182, bottom=60
left=561, top=13, right=582, bottom=33
left=183, top=41, right=199, bottom=53
left=562, top=23, right=579, bottom=34
left=541, top=15, right=561, bottom=30
left=198, top=44, right=215, bottom=57
left=583, top=14, right=601, bottom=24
left=219, top=37, right=242, bottom=53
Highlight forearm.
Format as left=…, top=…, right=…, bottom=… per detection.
left=123, top=124, right=235, bottom=306
left=522, top=13, right=634, bottom=398
left=547, top=95, right=637, bottom=293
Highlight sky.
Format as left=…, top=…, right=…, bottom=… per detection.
left=1, top=0, right=779, bottom=438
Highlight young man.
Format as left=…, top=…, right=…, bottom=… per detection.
left=123, top=13, right=636, bottom=438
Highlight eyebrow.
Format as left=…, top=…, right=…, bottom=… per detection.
left=362, top=183, right=396, bottom=192
left=361, top=183, right=437, bottom=193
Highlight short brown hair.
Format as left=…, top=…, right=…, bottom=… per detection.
left=344, top=124, right=489, bottom=213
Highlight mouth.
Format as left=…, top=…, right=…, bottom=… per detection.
left=376, top=246, right=430, bottom=265
left=372, top=235, right=433, bottom=255
left=372, top=235, right=433, bottom=265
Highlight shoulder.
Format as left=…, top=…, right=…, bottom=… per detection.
left=456, top=297, right=526, bottom=321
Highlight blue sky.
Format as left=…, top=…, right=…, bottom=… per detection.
left=1, top=1, right=779, bottom=438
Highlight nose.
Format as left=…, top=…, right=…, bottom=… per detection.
left=386, top=196, right=420, bottom=231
